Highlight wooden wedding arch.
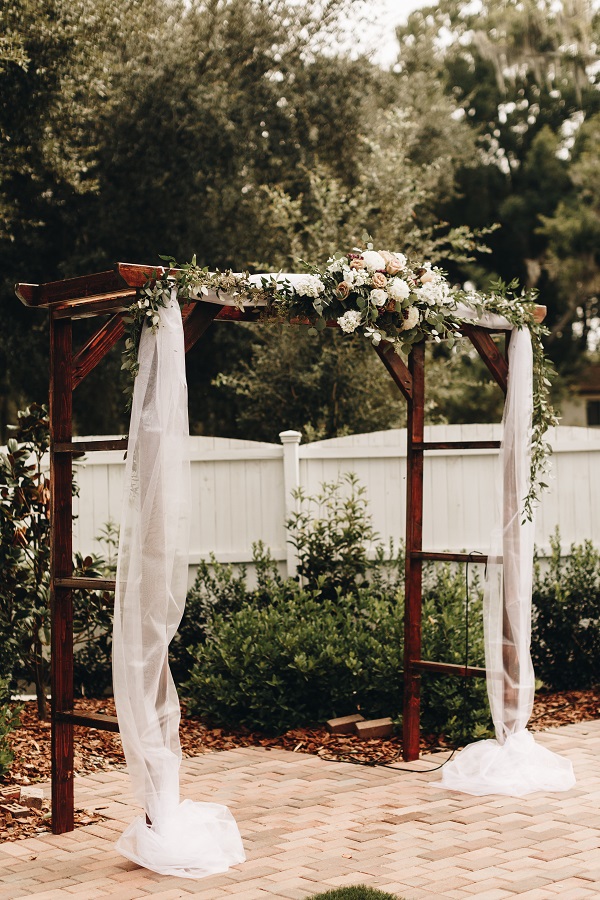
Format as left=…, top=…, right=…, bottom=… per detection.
left=16, top=263, right=545, bottom=834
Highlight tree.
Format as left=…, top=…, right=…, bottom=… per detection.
left=214, top=325, right=406, bottom=442
left=538, top=113, right=600, bottom=363
left=394, top=0, right=600, bottom=376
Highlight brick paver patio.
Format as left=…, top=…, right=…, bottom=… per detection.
left=1, top=720, right=599, bottom=899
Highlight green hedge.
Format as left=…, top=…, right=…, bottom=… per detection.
left=183, top=587, right=404, bottom=734
left=532, top=532, right=600, bottom=690
left=181, top=547, right=491, bottom=741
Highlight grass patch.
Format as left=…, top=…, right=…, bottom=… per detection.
left=312, top=886, right=402, bottom=900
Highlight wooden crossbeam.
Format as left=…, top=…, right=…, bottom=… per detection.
left=55, top=576, right=116, bottom=591
left=462, top=325, right=508, bottom=393
left=412, top=660, right=486, bottom=678
left=55, top=438, right=128, bottom=454
left=16, top=270, right=124, bottom=308
left=117, top=261, right=169, bottom=287
left=52, top=290, right=136, bottom=320
left=55, top=710, right=119, bottom=732
left=411, top=551, right=489, bottom=564
left=375, top=340, right=413, bottom=400
left=416, top=440, right=500, bottom=451
left=183, top=302, right=222, bottom=353
left=72, top=314, right=125, bottom=388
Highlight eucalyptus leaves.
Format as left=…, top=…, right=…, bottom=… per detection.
left=122, top=248, right=557, bottom=519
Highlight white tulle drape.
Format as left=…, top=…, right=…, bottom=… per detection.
left=440, top=322, right=575, bottom=796
left=112, top=294, right=245, bottom=876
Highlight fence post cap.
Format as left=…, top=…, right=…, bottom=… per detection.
left=279, top=430, right=302, bottom=443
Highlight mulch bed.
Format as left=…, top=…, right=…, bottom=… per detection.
left=1, top=687, right=598, bottom=842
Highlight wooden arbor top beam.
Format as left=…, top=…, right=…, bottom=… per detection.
left=17, top=262, right=546, bottom=325
left=15, top=263, right=266, bottom=322
left=16, top=262, right=547, bottom=391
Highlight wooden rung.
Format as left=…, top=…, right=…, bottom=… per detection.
left=54, top=438, right=128, bottom=454
left=54, top=710, right=119, bottom=732
left=410, top=551, right=489, bottom=564
left=415, top=440, right=501, bottom=451
left=412, top=659, right=486, bottom=678
left=54, top=577, right=116, bottom=591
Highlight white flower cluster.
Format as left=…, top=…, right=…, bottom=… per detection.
left=337, top=310, right=362, bottom=333
left=294, top=274, right=325, bottom=298
left=416, top=272, right=452, bottom=307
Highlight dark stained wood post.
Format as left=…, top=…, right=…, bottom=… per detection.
left=49, top=312, right=74, bottom=834
left=403, top=340, right=425, bottom=761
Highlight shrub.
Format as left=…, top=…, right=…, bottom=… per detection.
left=420, top=562, right=492, bottom=745
left=171, top=475, right=405, bottom=685
left=183, top=585, right=404, bottom=733
left=532, top=532, right=600, bottom=690
left=182, top=564, right=493, bottom=738
left=0, top=404, right=52, bottom=717
left=181, top=474, right=493, bottom=740
left=287, top=473, right=400, bottom=601
left=0, top=405, right=115, bottom=711
left=312, top=888, right=402, bottom=900
left=169, top=541, right=290, bottom=684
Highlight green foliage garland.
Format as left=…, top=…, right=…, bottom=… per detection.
left=122, top=246, right=557, bottom=519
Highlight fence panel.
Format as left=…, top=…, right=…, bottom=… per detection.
left=71, top=425, right=600, bottom=574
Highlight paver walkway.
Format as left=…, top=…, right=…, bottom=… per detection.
left=1, top=720, right=599, bottom=899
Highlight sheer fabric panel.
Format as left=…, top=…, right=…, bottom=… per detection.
left=440, top=326, right=575, bottom=796
left=113, top=295, right=245, bottom=876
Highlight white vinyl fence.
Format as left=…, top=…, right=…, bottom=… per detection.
left=72, top=424, right=600, bottom=579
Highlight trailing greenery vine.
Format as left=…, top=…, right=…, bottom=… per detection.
left=122, top=248, right=557, bottom=519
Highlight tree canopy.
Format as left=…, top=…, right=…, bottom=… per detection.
left=1, top=0, right=598, bottom=440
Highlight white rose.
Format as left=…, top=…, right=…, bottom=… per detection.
left=337, top=310, right=362, bottom=333
left=369, top=288, right=388, bottom=307
left=388, top=278, right=411, bottom=302
left=362, top=250, right=387, bottom=272
left=390, top=252, right=407, bottom=272
left=294, top=275, right=325, bottom=298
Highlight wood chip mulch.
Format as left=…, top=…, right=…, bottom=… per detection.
left=1, top=687, right=598, bottom=842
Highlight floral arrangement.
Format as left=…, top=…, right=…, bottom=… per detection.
left=122, top=246, right=557, bottom=519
